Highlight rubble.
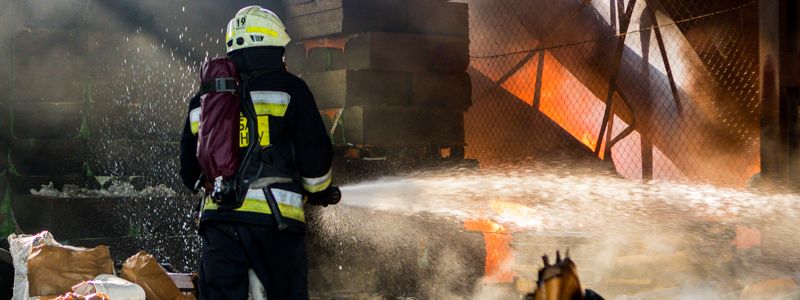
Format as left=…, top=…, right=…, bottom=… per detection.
left=29, top=182, right=176, bottom=198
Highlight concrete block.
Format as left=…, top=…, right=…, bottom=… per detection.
left=308, top=47, right=345, bottom=72
left=411, top=72, right=472, bottom=110
left=286, top=42, right=308, bottom=75
left=342, top=105, right=464, bottom=146
left=407, top=0, right=469, bottom=37
left=305, top=70, right=410, bottom=109
left=284, top=0, right=408, bottom=40
left=345, top=32, right=469, bottom=73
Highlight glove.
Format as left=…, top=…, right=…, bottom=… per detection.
left=306, top=186, right=341, bottom=207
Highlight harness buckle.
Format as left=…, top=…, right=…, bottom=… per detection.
left=215, top=78, right=236, bottom=93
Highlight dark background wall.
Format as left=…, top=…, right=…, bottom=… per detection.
left=0, top=0, right=283, bottom=194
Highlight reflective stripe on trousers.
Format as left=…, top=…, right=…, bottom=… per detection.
left=202, top=188, right=305, bottom=222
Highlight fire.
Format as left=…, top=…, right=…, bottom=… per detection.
left=581, top=132, right=597, bottom=150
left=464, top=219, right=514, bottom=283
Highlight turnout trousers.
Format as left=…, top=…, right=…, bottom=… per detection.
left=198, top=221, right=309, bottom=300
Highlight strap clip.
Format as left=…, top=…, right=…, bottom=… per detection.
left=215, top=78, right=236, bottom=93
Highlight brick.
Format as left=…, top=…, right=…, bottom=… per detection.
left=342, top=106, right=464, bottom=146
left=305, top=70, right=410, bottom=109
left=345, top=32, right=469, bottom=73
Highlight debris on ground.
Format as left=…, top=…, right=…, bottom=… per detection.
left=49, top=274, right=145, bottom=300
left=30, top=182, right=176, bottom=198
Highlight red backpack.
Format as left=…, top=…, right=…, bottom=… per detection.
left=196, top=58, right=240, bottom=189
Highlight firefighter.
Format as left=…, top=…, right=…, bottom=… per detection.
left=179, top=6, right=337, bottom=299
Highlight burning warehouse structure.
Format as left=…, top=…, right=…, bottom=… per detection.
left=0, top=0, right=799, bottom=299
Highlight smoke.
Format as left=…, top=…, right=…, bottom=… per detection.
left=309, top=163, right=800, bottom=298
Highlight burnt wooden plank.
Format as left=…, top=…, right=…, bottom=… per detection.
left=342, top=106, right=464, bottom=146
left=345, top=32, right=469, bottom=73
left=305, top=70, right=410, bottom=109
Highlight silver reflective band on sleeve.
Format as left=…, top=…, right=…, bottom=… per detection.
left=302, top=169, right=332, bottom=193
left=251, top=91, right=291, bottom=105
left=251, top=91, right=291, bottom=117
left=245, top=188, right=303, bottom=209
left=190, top=107, right=202, bottom=134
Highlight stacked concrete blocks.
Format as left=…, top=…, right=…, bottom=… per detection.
left=283, top=0, right=470, bottom=153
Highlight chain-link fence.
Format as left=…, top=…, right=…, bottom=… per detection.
left=464, top=0, right=759, bottom=186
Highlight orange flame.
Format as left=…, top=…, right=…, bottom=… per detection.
left=464, top=219, right=514, bottom=283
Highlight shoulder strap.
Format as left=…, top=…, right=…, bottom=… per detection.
left=196, top=78, right=237, bottom=96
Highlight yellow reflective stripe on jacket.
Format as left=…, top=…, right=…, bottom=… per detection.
left=240, top=91, right=290, bottom=147
left=239, top=116, right=269, bottom=147
left=190, top=108, right=201, bottom=135
left=203, top=188, right=305, bottom=222
left=302, top=169, right=332, bottom=193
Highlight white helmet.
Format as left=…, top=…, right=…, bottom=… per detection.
left=226, top=6, right=291, bottom=53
